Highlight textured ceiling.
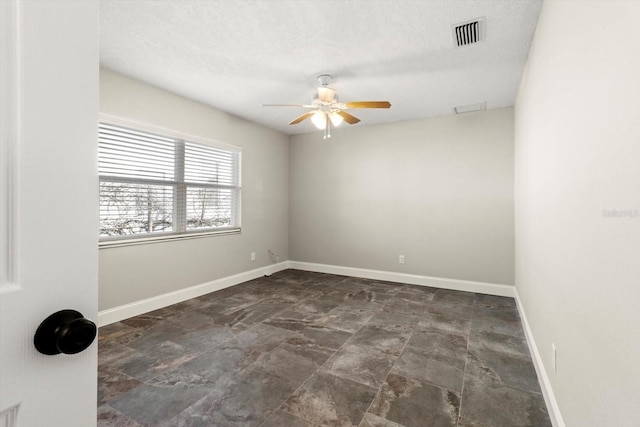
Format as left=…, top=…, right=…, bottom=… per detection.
left=100, top=0, right=543, bottom=135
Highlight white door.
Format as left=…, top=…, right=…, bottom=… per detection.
left=0, top=1, right=99, bottom=426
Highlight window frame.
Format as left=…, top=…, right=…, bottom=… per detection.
left=98, top=114, right=242, bottom=248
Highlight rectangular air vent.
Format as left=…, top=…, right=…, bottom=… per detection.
left=454, top=102, right=486, bottom=114
left=452, top=18, right=485, bottom=47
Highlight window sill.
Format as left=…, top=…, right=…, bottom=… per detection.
left=98, top=228, right=241, bottom=249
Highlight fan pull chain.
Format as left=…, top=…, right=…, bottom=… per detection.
left=325, top=120, right=331, bottom=139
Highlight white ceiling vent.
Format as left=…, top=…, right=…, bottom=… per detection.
left=452, top=18, right=485, bottom=47
left=454, top=102, right=486, bottom=114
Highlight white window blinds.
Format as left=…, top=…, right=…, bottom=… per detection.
left=98, top=122, right=241, bottom=241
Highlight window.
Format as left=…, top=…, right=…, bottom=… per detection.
left=98, top=121, right=241, bottom=243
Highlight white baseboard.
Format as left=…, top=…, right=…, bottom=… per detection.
left=99, top=260, right=514, bottom=327
left=97, top=261, right=288, bottom=327
left=514, top=288, right=565, bottom=427
left=288, top=261, right=515, bottom=297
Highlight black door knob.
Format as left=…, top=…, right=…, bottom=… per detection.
left=34, top=309, right=97, bottom=355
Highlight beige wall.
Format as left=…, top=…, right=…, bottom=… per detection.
left=289, top=108, right=515, bottom=285
left=99, top=69, right=289, bottom=311
left=515, top=2, right=640, bottom=425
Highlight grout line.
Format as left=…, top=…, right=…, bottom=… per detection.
left=265, top=278, right=413, bottom=425
left=256, top=284, right=378, bottom=425
left=359, top=292, right=435, bottom=422
left=456, top=297, right=477, bottom=427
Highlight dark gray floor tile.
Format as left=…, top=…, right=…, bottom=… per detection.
left=341, top=296, right=387, bottom=311
left=276, top=288, right=324, bottom=303
left=249, top=298, right=293, bottom=316
left=292, top=299, right=343, bottom=317
left=170, top=323, right=236, bottom=352
left=315, top=306, right=378, bottom=333
left=120, top=313, right=165, bottom=330
left=225, top=322, right=296, bottom=352
left=261, top=409, right=311, bottom=427
left=474, top=305, right=521, bottom=322
left=402, top=283, right=438, bottom=296
left=231, top=290, right=272, bottom=304
left=456, top=417, right=490, bottom=426
left=368, top=373, right=460, bottom=427
left=210, top=295, right=262, bottom=315
left=192, top=366, right=297, bottom=426
left=110, top=340, right=200, bottom=382
left=216, top=306, right=278, bottom=333
left=282, top=371, right=377, bottom=427
left=320, top=343, right=396, bottom=389
left=417, top=312, right=471, bottom=336
left=407, top=329, right=468, bottom=360
left=347, top=324, right=412, bottom=356
left=470, top=314, right=526, bottom=339
left=98, top=367, right=142, bottom=406
left=253, top=342, right=329, bottom=389
left=156, top=388, right=228, bottom=427
left=359, top=413, right=405, bottom=426
left=473, top=294, right=517, bottom=309
left=147, top=346, right=249, bottom=389
left=97, top=404, right=143, bottom=427
left=468, top=330, right=531, bottom=358
left=264, top=316, right=315, bottom=331
left=165, top=309, right=217, bottom=331
left=465, top=347, right=542, bottom=395
left=394, top=289, right=435, bottom=304
left=460, top=376, right=552, bottom=427
left=115, top=320, right=189, bottom=351
left=391, top=346, right=465, bottom=393
left=352, top=288, right=397, bottom=304
left=194, top=297, right=240, bottom=316
left=333, top=278, right=372, bottom=291
left=287, top=325, right=353, bottom=354
left=427, top=301, right=474, bottom=320
left=367, top=310, right=422, bottom=329
left=382, top=298, right=427, bottom=316
left=98, top=321, right=138, bottom=343
left=318, top=287, right=362, bottom=304
left=109, top=383, right=208, bottom=425
left=359, top=281, right=403, bottom=295
left=432, top=289, right=475, bottom=306
left=264, top=300, right=338, bottom=331
left=98, top=339, right=137, bottom=365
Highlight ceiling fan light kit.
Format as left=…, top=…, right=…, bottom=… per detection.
left=263, top=75, right=391, bottom=139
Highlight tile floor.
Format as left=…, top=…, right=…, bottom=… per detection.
left=98, top=270, right=552, bottom=427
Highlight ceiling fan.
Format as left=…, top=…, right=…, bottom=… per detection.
left=263, top=75, right=392, bottom=139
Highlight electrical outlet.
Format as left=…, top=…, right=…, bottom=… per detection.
left=552, top=343, right=557, bottom=372
left=250, top=252, right=256, bottom=261
left=399, top=255, right=405, bottom=264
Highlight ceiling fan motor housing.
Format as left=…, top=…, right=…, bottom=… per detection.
left=317, top=74, right=332, bottom=87
left=313, top=94, right=339, bottom=109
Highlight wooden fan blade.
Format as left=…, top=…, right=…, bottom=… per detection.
left=318, top=87, right=336, bottom=102
left=289, top=111, right=315, bottom=125
left=337, top=110, right=361, bottom=124
left=343, top=101, right=391, bottom=109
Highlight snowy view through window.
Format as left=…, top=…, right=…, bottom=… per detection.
left=98, top=123, right=240, bottom=239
